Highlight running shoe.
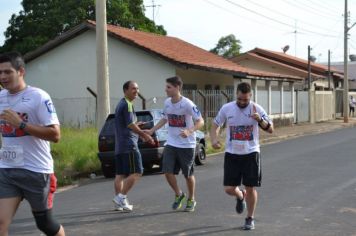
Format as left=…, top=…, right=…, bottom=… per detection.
left=172, top=192, right=186, bottom=210
left=235, top=189, right=246, bottom=214
left=113, top=196, right=133, bottom=212
left=184, top=199, right=197, bottom=212
left=243, top=217, right=255, bottom=230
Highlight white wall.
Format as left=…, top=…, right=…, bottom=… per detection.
left=25, top=30, right=176, bottom=126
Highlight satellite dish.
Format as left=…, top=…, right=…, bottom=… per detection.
left=282, top=45, right=290, bottom=53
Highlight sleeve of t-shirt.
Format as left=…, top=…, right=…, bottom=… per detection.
left=214, top=105, right=226, bottom=127
left=187, top=100, right=202, bottom=121
left=162, top=100, right=168, bottom=120
left=123, top=101, right=135, bottom=127
left=257, top=105, right=272, bottom=124
left=37, top=91, right=60, bottom=126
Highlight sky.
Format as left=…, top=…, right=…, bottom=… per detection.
left=1, top=0, right=356, bottom=63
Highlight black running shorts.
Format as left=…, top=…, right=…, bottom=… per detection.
left=223, top=152, right=261, bottom=187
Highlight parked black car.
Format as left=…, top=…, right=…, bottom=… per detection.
left=98, top=109, right=206, bottom=178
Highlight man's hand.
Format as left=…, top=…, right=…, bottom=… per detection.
left=143, top=129, right=154, bottom=136
left=136, top=121, right=145, bottom=127
left=180, top=128, right=193, bottom=138
left=250, top=104, right=262, bottom=122
left=0, top=109, right=22, bottom=128
left=211, top=139, right=222, bottom=149
left=141, top=132, right=155, bottom=145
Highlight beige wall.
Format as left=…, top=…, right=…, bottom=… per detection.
left=314, top=91, right=335, bottom=121
left=235, top=55, right=333, bottom=89
left=235, top=56, right=307, bottom=78
left=26, top=30, right=175, bottom=101
left=24, top=30, right=176, bottom=126
left=176, top=67, right=234, bottom=90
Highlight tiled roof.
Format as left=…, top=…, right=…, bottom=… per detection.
left=238, top=52, right=325, bottom=79
left=98, top=21, right=303, bottom=80
left=25, top=21, right=302, bottom=81
left=249, top=48, right=343, bottom=74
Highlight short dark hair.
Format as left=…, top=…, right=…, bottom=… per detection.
left=0, top=52, right=25, bottom=71
left=236, top=82, right=251, bottom=94
left=166, top=76, right=183, bottom=88
left=123, top=80, right=135, bottom=92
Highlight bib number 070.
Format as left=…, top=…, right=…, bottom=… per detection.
left=1, top=150, right=17, bottom=160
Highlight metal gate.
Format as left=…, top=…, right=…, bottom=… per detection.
left=294, top=90, right=309, bottom=123
left=335, top=89, right=343, bottom=117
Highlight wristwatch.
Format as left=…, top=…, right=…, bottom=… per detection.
left=19, top=122, right=27, bottom=130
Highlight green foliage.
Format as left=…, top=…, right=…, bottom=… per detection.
left=1, top=0, right=166, bottom=55
left=210, top=34, right=242, bottom=59
left=51, top=127, right=99, bottom=186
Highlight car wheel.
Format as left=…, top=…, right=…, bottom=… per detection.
left=101, top=163, right=115, bottom=178
left=195, top=143, right=206, bottom=165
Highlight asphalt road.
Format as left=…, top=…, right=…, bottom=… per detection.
left=10, top=127, right=356, bottom=236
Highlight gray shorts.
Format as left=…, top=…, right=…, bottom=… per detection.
left=162, top=145, right=195, bottom=178
left=0, top=168, right=57, bottom=211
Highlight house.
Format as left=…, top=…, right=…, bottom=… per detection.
left=329, top=59, right=356, bottom=91
left=24, top=21, right=302, bottom=127
left=231, top=47, right=344, bottom=90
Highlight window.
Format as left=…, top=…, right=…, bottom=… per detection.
left=205, top=84, right=212, bottom=90
left=183, top=84, right=197, bottom=90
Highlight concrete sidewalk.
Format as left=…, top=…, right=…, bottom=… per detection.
left=260, top=117, right=356, bottom=145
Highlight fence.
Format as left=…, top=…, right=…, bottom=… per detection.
left=314, top=91, right=334, bottom=122
left=53, top=89, right=337, bottom=127
left=294, top=91, right=309, bottom=123
left=182, top=90, right=233, bottom=118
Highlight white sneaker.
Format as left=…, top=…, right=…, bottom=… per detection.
left=120, top=198, right=133, bottom=212
left=112, top=195, right=133, bottom=212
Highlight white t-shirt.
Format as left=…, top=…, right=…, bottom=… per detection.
left=0, top=86, right=60, bottom=173
left=163, top=96, right=202, bottom=148
left=214, top=101, right=272, bottom=155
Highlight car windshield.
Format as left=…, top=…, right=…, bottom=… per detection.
left=136, top=112, right=154, bottom=129
left=101, top=117, right=115, bottom=135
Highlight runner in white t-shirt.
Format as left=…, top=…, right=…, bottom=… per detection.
left=0, top=52, right=65, bottom=236
left=210, top=82, right=273, bottom=231
left=146, top=76, right=204, bottom=212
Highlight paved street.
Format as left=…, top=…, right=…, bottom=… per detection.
left=11, top=127, right=356, bottom=236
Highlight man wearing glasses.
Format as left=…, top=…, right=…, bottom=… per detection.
left=210, top=82, right=273, bottom=230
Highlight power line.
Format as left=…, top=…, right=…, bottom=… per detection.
left=295, top=0, right=342, bottom=18
left=350, top=40, right=356, bottom=51
left=307, top=0, right=343, bottom=14
left=244, top=0, right=341, bottom=34
left=224, top=0, right=340, bottom=38
left=202, top=0, right=291, bottom=33
left=312, top=18, right=344, bottom=49
left=281, top=0, right=342, bottom=21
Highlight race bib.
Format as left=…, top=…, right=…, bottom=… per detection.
left=231, top=140, right=249, bottom=153
left=0, top=146, right=24, bottom=167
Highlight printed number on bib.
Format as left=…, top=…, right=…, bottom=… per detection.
left=231, top=140, right=249, bottom=153
left=0, top=146, right=24, bottom=167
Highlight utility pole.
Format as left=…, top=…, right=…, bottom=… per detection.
left=343, top=0, right=356, bottom=123
left=328, top=50, right=331, bottom=90
left=308, top=45, right=314, bottom=123
left=146, top=0, right=161, bottom=22
left=308, top=45, right=312, bottom=90
left=96, top=0, right=110, bottom=130
left=343, top=0, right=349, bottom=123
left=294, top=20, right=297, bottom=56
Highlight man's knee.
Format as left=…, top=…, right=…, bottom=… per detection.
left=0, top=218, right=11, bottom=234
left=33, top=209, right=61, bottom=236
left=245, top=186, right=256, bottom=195
left=224, top=186, right=237, bottom=196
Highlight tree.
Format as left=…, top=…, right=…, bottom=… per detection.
left=210, top=34, right=242, bottom=59
left=0, top=0, right=166, bottom=55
